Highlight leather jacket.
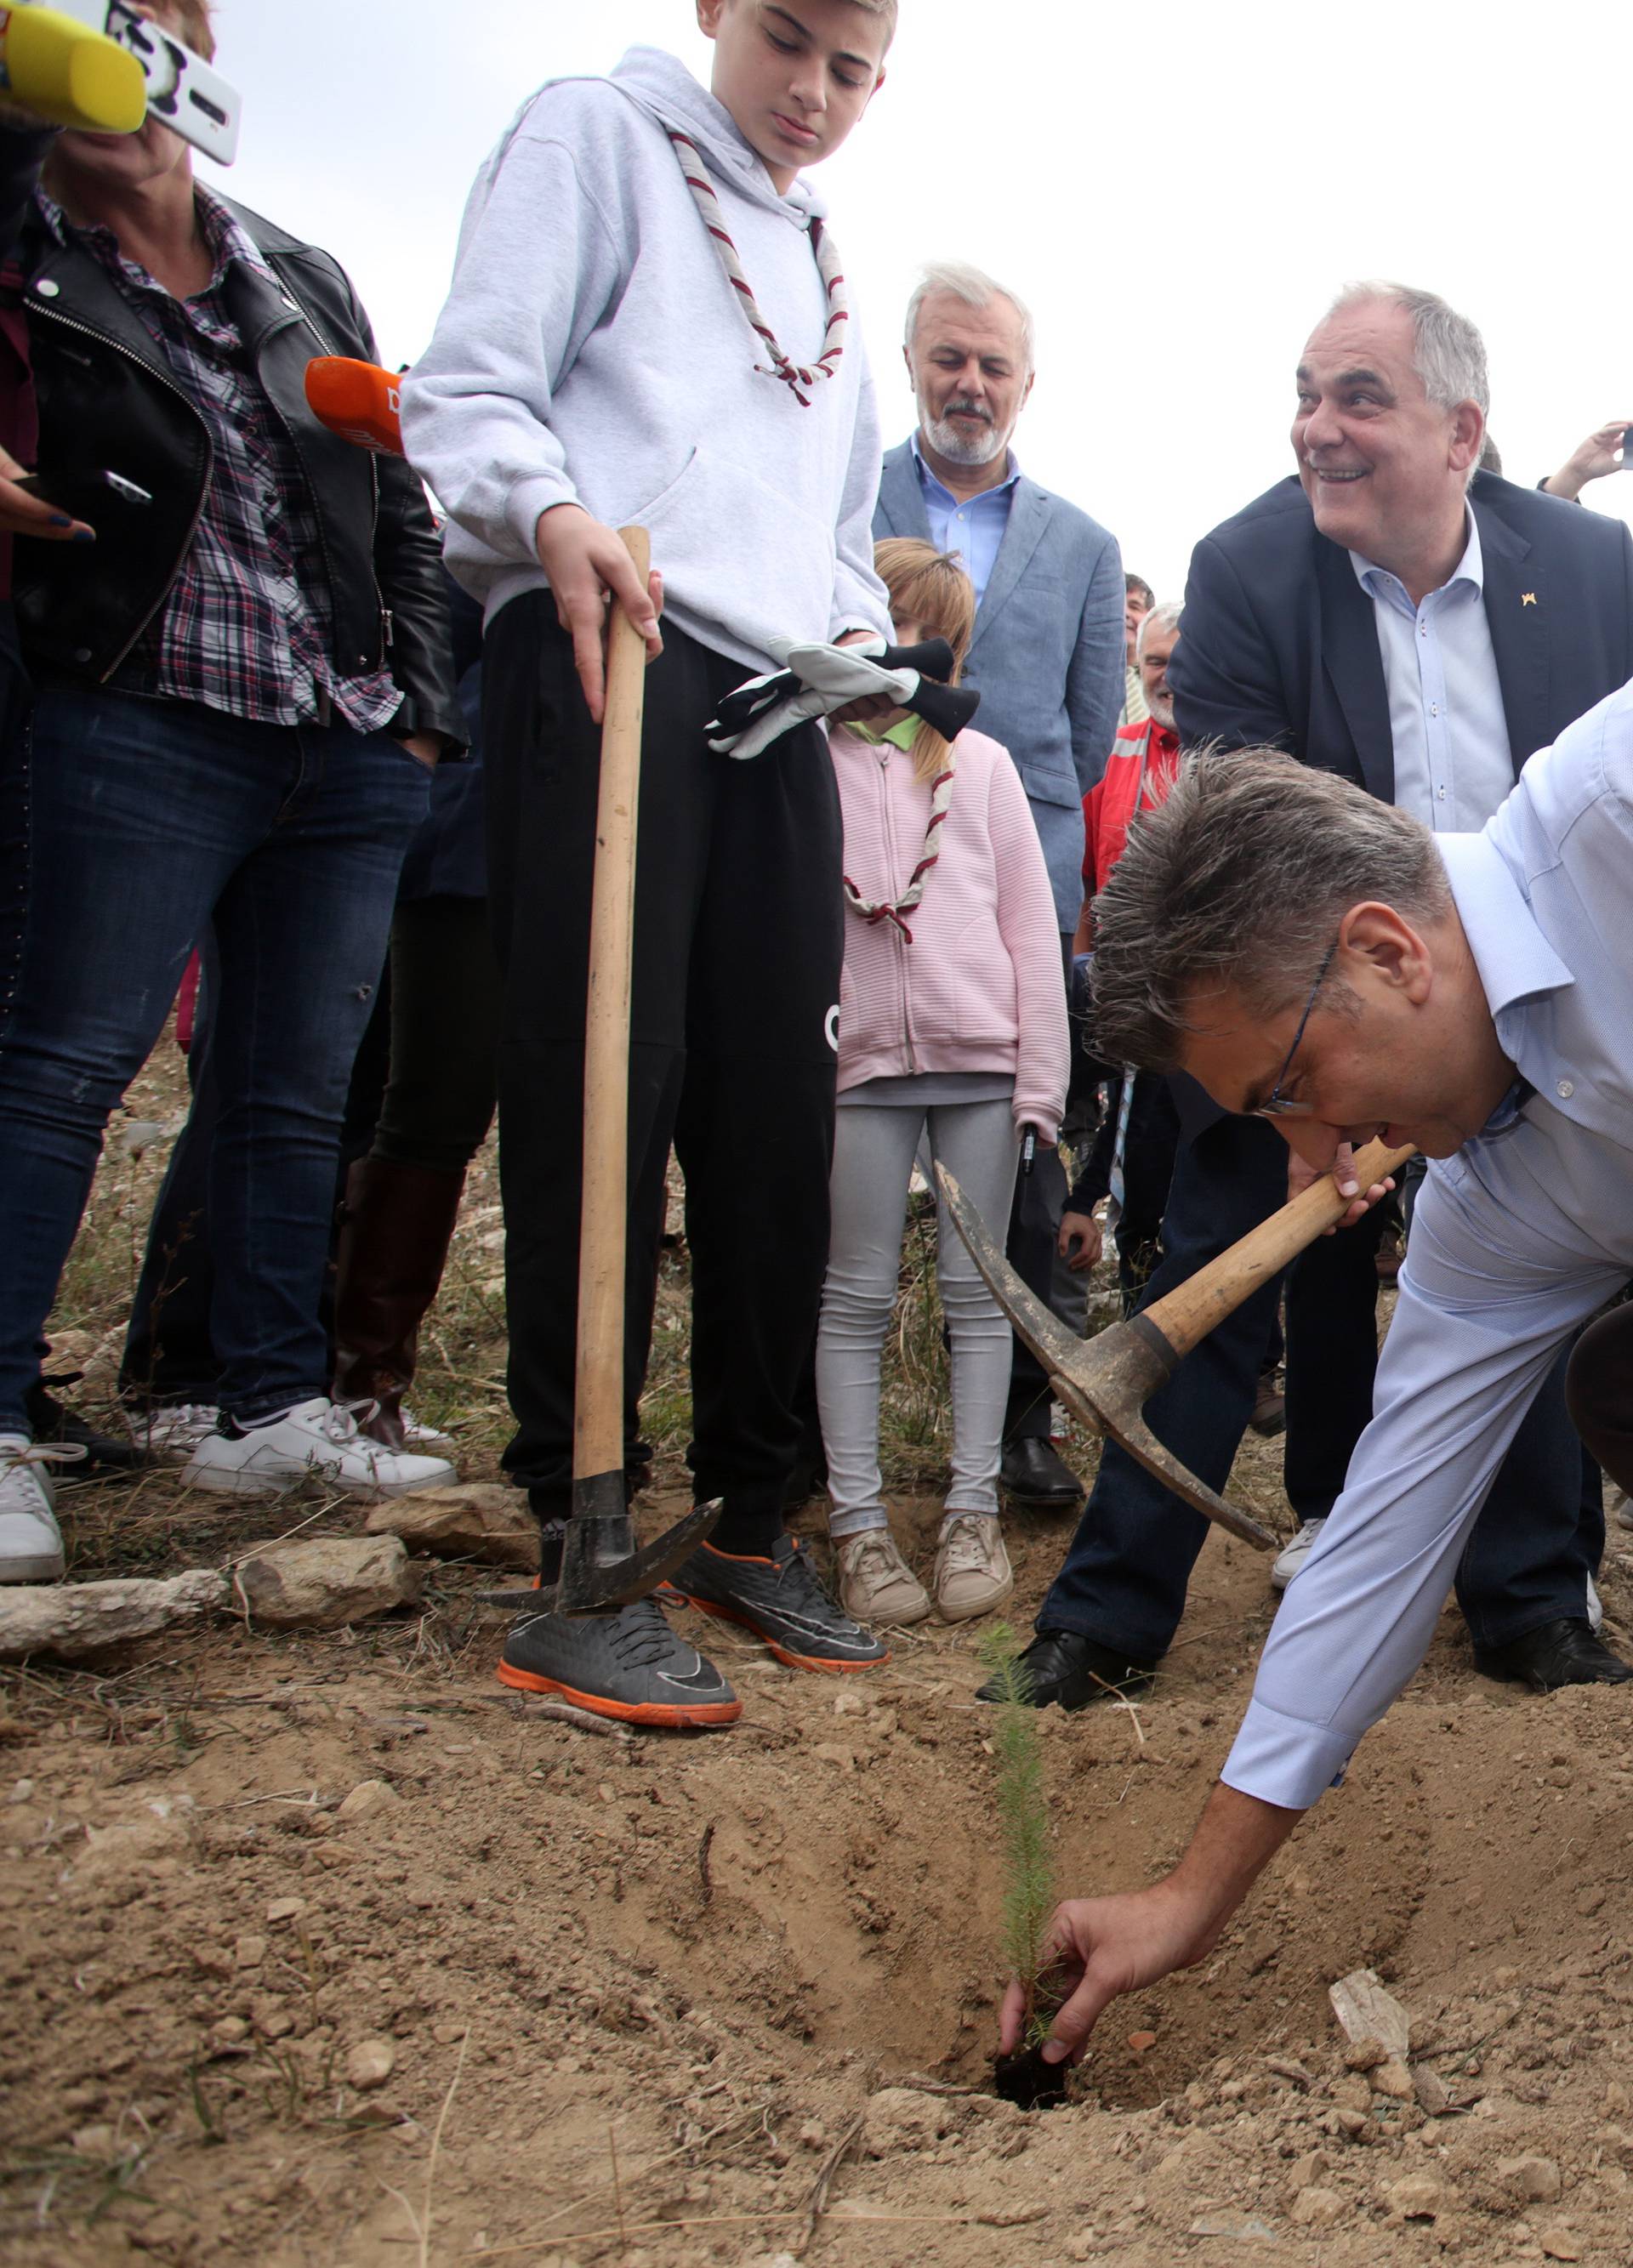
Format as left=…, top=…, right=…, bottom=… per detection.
left=5, top=192, right=460, bottom=744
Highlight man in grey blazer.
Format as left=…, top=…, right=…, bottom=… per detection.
left=873, top=262, right=1125, bottom=1508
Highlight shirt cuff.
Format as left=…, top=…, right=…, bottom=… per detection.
left=1220, top=1696, right=1355, bottom=1810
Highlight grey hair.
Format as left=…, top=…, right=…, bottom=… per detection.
left=1135, top=600, right=1182, bottom=661
left=904, top=261, right=1036, bottom=372
left=1089, top=748, right=1451, bottom=1071
left=1325, top=280, right=1489, bottom=414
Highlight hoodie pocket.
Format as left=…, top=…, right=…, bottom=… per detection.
left=633, top=445, right=837, bottom=657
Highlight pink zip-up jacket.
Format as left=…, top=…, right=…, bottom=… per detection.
left=831, top=724, right=1069, bottom=1135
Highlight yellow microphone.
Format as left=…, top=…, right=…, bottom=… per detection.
left=0, top=3, right=146, bottom=133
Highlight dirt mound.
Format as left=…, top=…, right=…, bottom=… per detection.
left=3, top=1480, right=1631, bottom=2267
left=7, top=1037, right=1633, bottom=2264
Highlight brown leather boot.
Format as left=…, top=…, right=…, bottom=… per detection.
left=332, top=1157, right=466, bottom=1449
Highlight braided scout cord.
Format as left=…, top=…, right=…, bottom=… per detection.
left=668, top=128, right=847, bottom=406
left=842, top=746, right=959, bottom=944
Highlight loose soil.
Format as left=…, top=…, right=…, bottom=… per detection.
left=4, top=1040, right=1633, bottom=2267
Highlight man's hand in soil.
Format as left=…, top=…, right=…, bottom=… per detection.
left=534, top=503, right=663, bottom=725
left=1283, top=1137, right=1397, bottom=1234
left=999, top=1784, right=1304, bottom=2065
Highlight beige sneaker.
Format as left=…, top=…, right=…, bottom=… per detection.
left=834, top=1530, right=930, bottom=1626
left=932, top=1514, right=1014, bottom=1623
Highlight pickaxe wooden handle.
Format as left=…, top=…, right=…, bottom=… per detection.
left=939, top=1136, right=1415, bottom=1550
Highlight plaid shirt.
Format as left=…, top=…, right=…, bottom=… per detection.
left=36, top=186, right=401, bottom=732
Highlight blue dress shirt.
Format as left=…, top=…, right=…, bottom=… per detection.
left=910, top=432, right=1019, bottom=605
left=1224, top=680, right=1633, bottom=1811
left=1349, top=513, right=1515, bottom=832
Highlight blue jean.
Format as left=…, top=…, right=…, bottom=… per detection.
left=0, top=688, right=427, bottom=1432
left=1039, top=1112, right=1601, bottom=1661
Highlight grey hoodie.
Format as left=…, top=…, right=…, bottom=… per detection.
left=401, top=47, right=890, bottom=671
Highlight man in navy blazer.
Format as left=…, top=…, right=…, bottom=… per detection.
left=999, top=281, right=1633, bottom=1715
left=873, top=262, right=1124, bottom=1509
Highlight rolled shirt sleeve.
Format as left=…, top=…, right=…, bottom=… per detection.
left=1224, top=1140, right=1625, bottom=1810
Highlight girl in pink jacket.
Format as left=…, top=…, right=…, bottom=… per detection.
left=818, top=541, right=1069, bottom=1628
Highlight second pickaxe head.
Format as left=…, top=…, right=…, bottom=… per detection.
left=476, top=1485, right=723, bottom=1616
left=936, top=1164, right=1279, bottom=1549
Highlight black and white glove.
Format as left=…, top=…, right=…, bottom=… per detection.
left=706, top=634, right=980, bottom=759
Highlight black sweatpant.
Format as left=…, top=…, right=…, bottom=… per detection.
left=481, top=596, right=843, bottom=1535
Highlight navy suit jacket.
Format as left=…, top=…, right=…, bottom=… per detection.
left=1169, top=469, right=1633, bottom=794
left=1165, top=469, right=1633, bottom=1140
left=873, top=439, right=1124, bottom=929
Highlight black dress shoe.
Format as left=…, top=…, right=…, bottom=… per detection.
left=25, top=1378, right=150, bottom=1475
left=1473, top=1617, right=1633, bottom=1694
left=976, top=1627, right=1156, bottom=1711
left=999, top=1435, right=1084, bottom=1509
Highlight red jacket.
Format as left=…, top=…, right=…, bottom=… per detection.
left=1082, top=717, right=1181, bottom=900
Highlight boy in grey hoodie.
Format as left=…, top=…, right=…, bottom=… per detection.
left=401, top=0, right=897, bottom=1727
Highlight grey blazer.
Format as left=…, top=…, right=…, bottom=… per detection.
left=873, top=438, right=1124, bottom=929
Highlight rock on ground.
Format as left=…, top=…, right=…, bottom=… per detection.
left=231, top=1535, right=421, bottom=1629
left=0, top=1569, right=229, bottom=1660
left=364, top=1484, right=537, bottom=1567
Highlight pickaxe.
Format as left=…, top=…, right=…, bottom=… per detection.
left=307, top=371, right=720, bottom=1614
left=938, top=1135, right=1415, bottom=1546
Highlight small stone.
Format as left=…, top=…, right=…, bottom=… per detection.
left=1413, top=2064, right=1452, bottom=2116
left=1329, top=1968, right=1411, bottom=2062
left=210, top=2015, right=249, bottom=2047
left=1606, top=2081, right=1631, bottom=2117
left=233, top=1934, right=266, bottom=1969
left=265, top=1896, right=307, bottom=1923
left=1333, top=2073, right=1374, bottom=2113
left=346, top=2038, right=396, bottom=2090
left=338, top=1778, right=401, bottom=1822
left=811, top=1743, right=855, bottom=1772
left=1385, top=2173, right=1444, bottom=2220
left=1345, top=2037, right=1387, bottom=2072
left=1538, top=2230, right=1581, bottom=2261
left=1286, top=2150, right=1329, bottom=2195
left=1499, top=2155, right=1562, bottom=2204
left=71, top=2123, right=117, bottom=2157
left=1290, top=2186, right=1346, bottom=2228
left=234, top=1536, right=421, bottom=1630
left=1127, top=2031, right=1157, bottom=2052
left=433, top=2021, right=467, bottom=2046
left=1372, top=2058, right=1414, bottom=2101
left=9, top=1778, right=33, bottom=1804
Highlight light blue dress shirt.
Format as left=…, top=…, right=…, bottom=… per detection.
left=1350, top=514, right=1515, bottom=831
left=1224, top=680, right=1633, bottom=1812
left=910, top=432, right=1019, bottom=605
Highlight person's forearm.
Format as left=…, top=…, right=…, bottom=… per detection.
left=1169, top=1781, right=1303, bottom=1945
left=1541, top=464, right=1587, bottom=501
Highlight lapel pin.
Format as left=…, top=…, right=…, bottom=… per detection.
left=1521, top=592, right=1537, bottom=605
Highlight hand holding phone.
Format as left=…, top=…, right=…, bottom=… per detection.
left=12, top=466, right=152, bottom=532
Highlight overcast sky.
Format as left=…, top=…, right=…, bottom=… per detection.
left=216, top=1, right=1633, bottom=598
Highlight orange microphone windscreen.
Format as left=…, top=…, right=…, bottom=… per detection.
left=304, top=358, right=404, bottom=456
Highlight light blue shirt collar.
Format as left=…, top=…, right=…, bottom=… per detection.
left=1347, top=507, right=1483, bottom=608
left=1436, top=830, right=1575, bottom=1026
left=909, top=427, right=1021, bottom=502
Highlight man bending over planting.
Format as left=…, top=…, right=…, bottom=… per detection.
left=1002, top=699, right=1633, bottom=2068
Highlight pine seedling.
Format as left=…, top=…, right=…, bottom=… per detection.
left=978, top=1622, right=1058, bottom=2044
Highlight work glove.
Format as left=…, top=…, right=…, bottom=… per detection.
left=706, top=634, right=980, bottom=759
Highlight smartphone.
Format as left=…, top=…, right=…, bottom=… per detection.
left=14, top=468, right=154, bottom=516
left=1624, top=426, right=1633, bottom=463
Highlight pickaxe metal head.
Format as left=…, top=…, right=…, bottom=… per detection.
left=475, top=1487, right=723, bottom=1616
left=937, top=1163, right=1278, bottom=1549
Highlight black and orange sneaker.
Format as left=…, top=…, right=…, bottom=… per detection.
left=498, top=1594, right=741, bottom=1728
left=663, top=1536, right=890, bottom=1673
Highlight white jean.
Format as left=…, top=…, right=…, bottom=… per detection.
left=816, top=1099, right=1019, bottom=1539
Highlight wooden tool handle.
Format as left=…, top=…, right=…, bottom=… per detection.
left=1144, top=1137, right=1415, bottom=1361
left=573, top=527, right=651, bottom=1483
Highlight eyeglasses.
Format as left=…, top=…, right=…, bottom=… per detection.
left=1252, top=935, right=1339, bottom=1120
